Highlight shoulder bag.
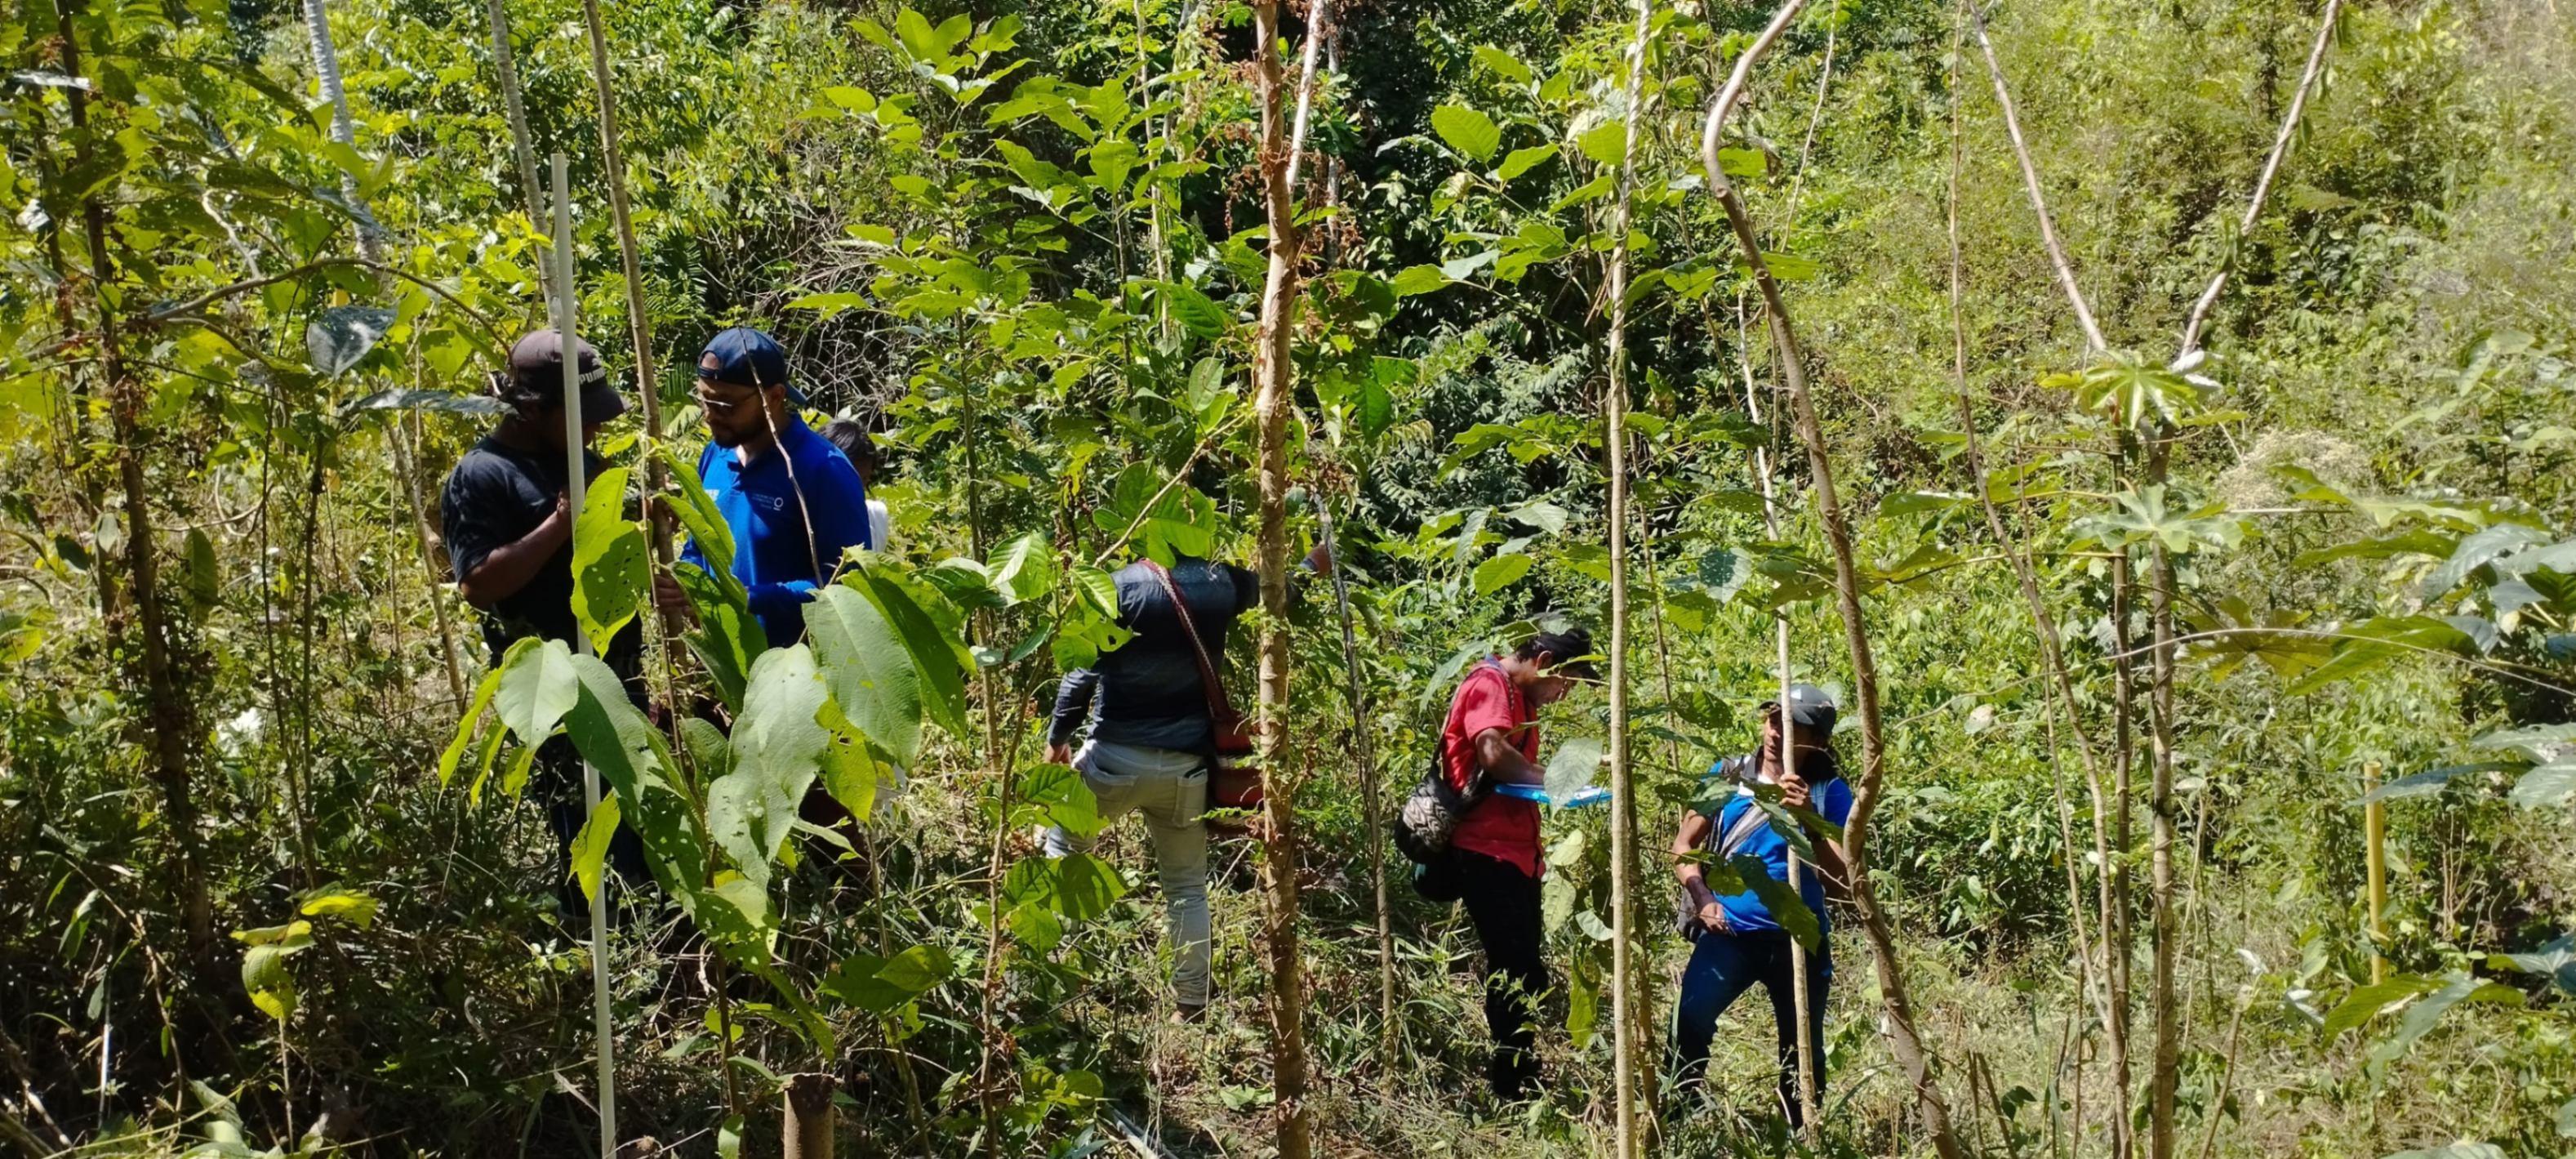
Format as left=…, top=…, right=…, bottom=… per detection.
left=1139, top=559, right=1265, bottom=837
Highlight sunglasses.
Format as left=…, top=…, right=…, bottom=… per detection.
left=692, top=372, right=765, bottom=415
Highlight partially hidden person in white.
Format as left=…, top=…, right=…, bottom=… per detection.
left=821, top=418, right=894, bottom=555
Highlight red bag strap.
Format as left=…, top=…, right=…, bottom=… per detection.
left=1139, top=559, right=1239, bottom=724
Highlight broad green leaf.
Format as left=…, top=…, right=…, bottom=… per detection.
left=2511, top=761, right=2576, bottom=809
left=806, top=584, right=926, bottom=766
left=711, top=647, right=831, bottom=887
left=2356, top=763, right=2516, bottom=805
left=1472, top=553, right=1533, bottom=595
left=569, top=795, right=623, bottom=904
left=698, top=874, right=777, bottom=966
left=494, top=638, right=581, bottom=743
left=2423, top=523, right=2554, bottom=599
left=678, top=562, right=768, bottom=713
left=1471, top=45, right=1533, bottom=85
left=297, top=891, right=377, bottom=928
left=1159, top=281, right=1227, bottom=337
left=843, top=568, right=971, bottom=741
left=2322, top=974, right=2443, bottom=1040
left=1733, top=854, right=1821, bottom=950
left=1550, top=174, right=1614, bottom=212
left=242, top=944, right=298, bottom=1022
left=1070, top=565, right=1121, bottom=620
left=2290, top=616, right=2483, bottom=694
left=305, top=305, right=395, bottom=377
left=817, top=698, right=889, bottom=824
left=1430, top=104, right=1502, bottom=162
left=438, top=666, right=503, bottom=787
left=2369, top=972, right=2523, bottom=1065
left=1545, top=736, right=1604, bottom=802
left=1052, top=851, right=1128, bottom=921
left=183, top=527, right=219, bottom=612
left=1017, top=762, right=1103, bottom=838
left=572, top=467, right=647, bottom=650
left=821, top=945, right=956, bottom=1014
left=557, top=652, right=711, bottom=910
left=1495, top=143, right=1557, bottom=181
left=657, top=443, right=737, bottom=574
left=1577, top=120, right=1627, bottom=167
left=1389, top=265, right=1453, bottom=296
left=990, top=531, right=1057, bottom=606
left=2489, top=934, right=2576, bottom=996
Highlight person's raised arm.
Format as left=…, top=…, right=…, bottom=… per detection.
left=1779, top=773, right=1853, bottom=902
left=456, top=493, right=572, bottom=609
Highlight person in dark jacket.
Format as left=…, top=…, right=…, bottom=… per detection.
left=1042, top=544, right=1328, bottom=1021
left=438, top=330, right=647, bottom=913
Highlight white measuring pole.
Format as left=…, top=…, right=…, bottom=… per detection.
left=550, top=151, right=620, bottom=1159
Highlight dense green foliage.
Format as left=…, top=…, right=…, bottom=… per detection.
left=2, top=0, right=2572, bottom=1154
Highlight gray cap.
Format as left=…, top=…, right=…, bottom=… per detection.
left=1764, top=683, right=1838, bottom=732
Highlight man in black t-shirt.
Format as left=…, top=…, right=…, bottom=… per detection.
left=439, top=330, right=647, bottom=912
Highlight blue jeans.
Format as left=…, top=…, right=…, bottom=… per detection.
left=1668, top=930, right=1830, bottom=1128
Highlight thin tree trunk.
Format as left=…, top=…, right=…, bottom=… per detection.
left=487, top=0, right=547, bottom=236
left=1316, top=494, right=1395, bottom=1077
left=1600, top=0, right=1653, bottom=1150
left=301, top=0, right=384, bottom=263
left=1697, top=8, right=1965, bottom=1154
left=2146, top=524, right=2181, bottom=1159
left=60, top=0, right=211, bottom=958
left=2107, top=538, right=2138, bottom=1159
left=549, top=153, right=622, bottom=1159
left=782, top=1073, right=836, bottom=1159
left=1944, top=22, right=2113, bottom=1150
left=1968, top=2, right=2105, bottom=354
left=2178, top=0, right=2343, bottom=355
left=1248, top=2, right=1320, bottom=1152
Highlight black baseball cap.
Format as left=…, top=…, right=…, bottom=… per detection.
left=1764, top=683, right=1838, bottom=732
left=505, top=329, right=625, bottom=421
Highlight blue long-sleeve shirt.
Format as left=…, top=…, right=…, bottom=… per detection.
left=679, top=414, right=874, bottom=643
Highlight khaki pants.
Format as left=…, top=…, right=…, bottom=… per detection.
left=1041, top=741, right=1212, bottom=1006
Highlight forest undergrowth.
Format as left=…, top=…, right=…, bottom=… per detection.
left=2, top=0, right=2573, bottom=1155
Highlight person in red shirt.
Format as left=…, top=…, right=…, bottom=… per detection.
left=1431, top=625, right=1595, bottom=1101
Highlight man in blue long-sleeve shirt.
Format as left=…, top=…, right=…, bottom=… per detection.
left=667, top=327, right=874, bottom=644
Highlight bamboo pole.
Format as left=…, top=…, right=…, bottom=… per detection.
left=550, top=153, right=621, bottom=1159
left=2364, top=760, right=2387, bottom=984
left=1601, top=0, right=1654, bottom=1150
left=576, top=0, right=677, bottom=613
left=1697, top=7, right=1965, bottom=1153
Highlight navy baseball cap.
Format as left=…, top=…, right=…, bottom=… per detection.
left=696, top=327, right=807, bottom=403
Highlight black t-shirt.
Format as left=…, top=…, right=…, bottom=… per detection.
left=439, top=433, right=638, bottom=671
